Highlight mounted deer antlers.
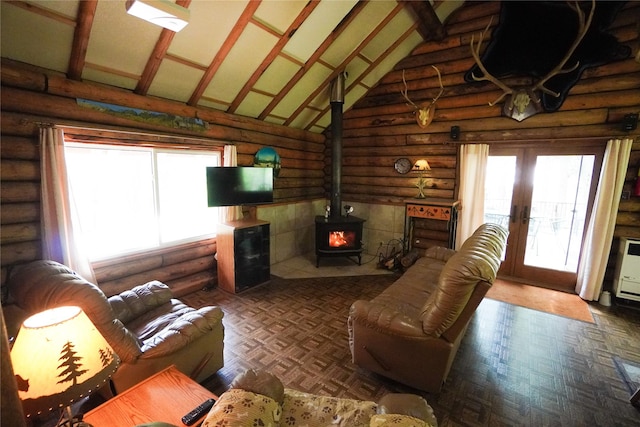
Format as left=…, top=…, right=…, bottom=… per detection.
left=470, top=0, right=595, bottom=121
left=401, top=66, right=444, bottom=128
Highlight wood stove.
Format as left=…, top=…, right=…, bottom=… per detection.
left=315, top=72, right=366, bottom=267
left=315, top=215, right=365, bottom=267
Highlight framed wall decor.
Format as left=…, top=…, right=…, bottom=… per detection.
left=254, top=147, right=281, bottom=177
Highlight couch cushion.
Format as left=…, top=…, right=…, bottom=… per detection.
left=202, top=389, right=281, bottom=427
left=371, top=256, right=446, bottom=318
left=421, top=224, right=508, bottom=337
left=125, top=299, right=194, bottom=341
left=370, top=414, right=432, bottom=427
left=376, top=394, right=437, bottom=426
left=128, top=302, right=224, bottom=358
left=108, top=280, right=173, bottom=324
left=282, top=388, right=377, bottom=427
left=230, top=369, right=285, bottom=404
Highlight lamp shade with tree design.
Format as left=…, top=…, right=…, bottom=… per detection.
left=10, top=306, right=119, bottom=423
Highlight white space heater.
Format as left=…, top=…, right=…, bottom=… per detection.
left=612, top=237, right=640, bottom=302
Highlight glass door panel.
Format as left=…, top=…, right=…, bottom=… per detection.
left=525, top=155, right=594, bottom=272
left=484, top=156, right=517, bottom=229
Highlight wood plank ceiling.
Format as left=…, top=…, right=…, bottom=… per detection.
left=0, top=0, right=464, bottom=133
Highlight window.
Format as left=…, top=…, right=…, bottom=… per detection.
left=65, top=143, right=221, bottom=260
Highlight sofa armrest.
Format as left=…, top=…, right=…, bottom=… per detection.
left=109, top=280, right=173, bottom=324
left=349, top=300, right=424, bottom=337
left=139, top=306, right=224, bottom=358
left=424, top=246, right=456, bottom=262
left=377, top=394, right=438, bottom=426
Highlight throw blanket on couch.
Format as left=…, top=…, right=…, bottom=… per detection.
left=202, top=369, right=438, bottom=427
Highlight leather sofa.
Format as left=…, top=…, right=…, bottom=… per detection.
left=348, top=223, right=508, bottom=392
left=202, top=369, right=439, bottom=427
left=6, top=260, right=224, bottom=394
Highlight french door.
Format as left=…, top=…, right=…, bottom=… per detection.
left=484, top=144, right=604, bottom=292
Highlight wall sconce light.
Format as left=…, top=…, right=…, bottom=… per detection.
left=412, top=159, right=431, bottom=199
left=125, top=0, right=190, bottom=32
left=10, top=306, right=119, bottom=426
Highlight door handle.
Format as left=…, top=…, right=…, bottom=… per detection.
left=510, top=205, right=517, bottom=223
left=521, top=205, right=529, bottom=224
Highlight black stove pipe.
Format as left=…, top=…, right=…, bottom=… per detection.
left=329, top=72, right=347, bottom=219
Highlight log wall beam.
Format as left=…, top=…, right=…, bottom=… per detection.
left=0, top=59, right=325, bottom=297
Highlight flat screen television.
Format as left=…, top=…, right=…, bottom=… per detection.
left=206, top=166, right=274, bottom=206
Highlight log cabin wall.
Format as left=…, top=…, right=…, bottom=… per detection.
left=1, top=2, right=638, bottom=298
left=0, top=59, right=325, bottom=298
left=334, top=2, right=639, bottom=285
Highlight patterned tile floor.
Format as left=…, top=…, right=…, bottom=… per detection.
left=182, top=258, right=640, bottom=426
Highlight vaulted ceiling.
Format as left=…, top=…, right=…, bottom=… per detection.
left=0, top=0, right=466, bottom=133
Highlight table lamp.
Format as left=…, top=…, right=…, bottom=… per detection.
left=10, top=306, right=119, bottom=427
left=412, top=159, right=431, bottom=199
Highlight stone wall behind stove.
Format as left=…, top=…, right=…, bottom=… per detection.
left=257, top=200, right=405, bottom=264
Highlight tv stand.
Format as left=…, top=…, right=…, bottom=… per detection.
left=216, top=219, right=270, bottom=293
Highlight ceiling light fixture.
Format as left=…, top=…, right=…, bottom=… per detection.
left=125, top=0, right=190, bottom=32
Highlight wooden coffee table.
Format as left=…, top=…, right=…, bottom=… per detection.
left=83, top=365, right=217, bottom=427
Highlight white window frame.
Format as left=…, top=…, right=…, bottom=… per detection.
left=64, top=141, right=223, bottom=261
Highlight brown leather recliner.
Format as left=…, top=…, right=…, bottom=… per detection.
left=348, top=223, right=508, bottom=392
left=7, top=260, right=224, bottom=393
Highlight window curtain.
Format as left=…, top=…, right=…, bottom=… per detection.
left=223, top=145, right=243, bottom=222
left=575, top=138, right=633, bottom=300
left=455, top=144, right=490, bottom=249
left=40, top=127, right=97, bottom=283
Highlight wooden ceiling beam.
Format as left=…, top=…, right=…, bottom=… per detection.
left=304, top=20, right=418, bottom=131
left=188, top=1, right=262, bottom=107
left=136, top=0, right=191, bottom=95
left=257, top=1, right=368, bottom=121
left=68, top=0, right=98, bottom=80
left=9, top=0, right=93, bottom=81
left=285, top=2, right=405, bottom=127
left=6, top=0, right=75, bottom=26
left=399, top=0, right=446, bottom=41
left=227, top=0, right=321, bottom=114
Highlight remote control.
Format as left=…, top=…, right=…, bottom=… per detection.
left=181, top=398, right=216, bottom=426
